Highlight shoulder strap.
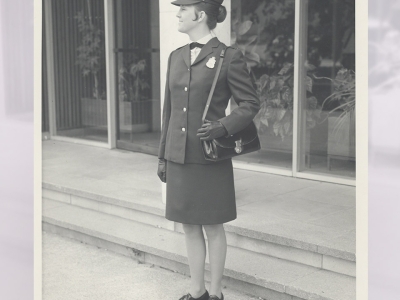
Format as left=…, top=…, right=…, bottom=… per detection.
left=201, top=46, right=228, bottom=123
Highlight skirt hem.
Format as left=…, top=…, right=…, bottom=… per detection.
left=165, top=215, right=237, bottom=225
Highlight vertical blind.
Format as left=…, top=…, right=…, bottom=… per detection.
left=48, top=0, right=107, bottom=130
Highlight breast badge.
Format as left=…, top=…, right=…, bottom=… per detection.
left=206, top=57, right=216, bottom=69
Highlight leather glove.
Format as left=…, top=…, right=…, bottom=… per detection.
left=196, top=120, right=228, bottom=141
left=157, top=159, right=166, bottom=183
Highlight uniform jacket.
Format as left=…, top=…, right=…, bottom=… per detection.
left=158, top=37, right=260, bottom=164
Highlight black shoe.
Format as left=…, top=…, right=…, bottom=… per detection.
left=209, top=293, right=224, bottom=300
left=179, top=290, right=209, bottom=300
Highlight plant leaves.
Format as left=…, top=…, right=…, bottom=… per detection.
left=269, top=79, right=276, bottom=90
left=277, top=78, right=285, bottom=88
left=273, top=122, right=281, bottom=136
left=283, top=120, right=291, bottom=134
left=265, top=106, right=276, bottom=119
left=278, top=62, right=293, bottom=75
left=238, top=21, right=253, bottom=35
left=245, top=51, right=260, bottom=64
left=307, top=96, right=318, bottom=109
left=275, top=108, right=286, bottom=121
left=244, top=35, right=258, bottom=46
left=260, top=115, right=269, bottom=127
left=306, top=76, right=313, bottom=92
left=305, top=62, right=316, bottom=71
left=281, top=87, right=292, bottom=102
left=272, top=98, right=281, bottom=106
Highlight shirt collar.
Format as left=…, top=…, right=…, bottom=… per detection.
left=189, top=33, right=214, bottom=46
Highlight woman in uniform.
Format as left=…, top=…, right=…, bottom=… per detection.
left=157, top=1, right=260, bottom=299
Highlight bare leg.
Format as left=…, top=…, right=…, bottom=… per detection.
left=182, top=223, right=207, bottom=298
left=203, top=224, right=227, bottom=298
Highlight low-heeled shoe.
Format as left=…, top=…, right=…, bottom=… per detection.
left=209, top=293, right=224, bottom=300
left=179, top=290, right=209, bottom=300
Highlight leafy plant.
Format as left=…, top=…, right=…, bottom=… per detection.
left=254, top=62, right=321, bottom=141
left=231, top=0, right=295, bottom=73
left=118, top=59, right=150, bottom=102
left=315, top=68, right=355, bottom=138
left=75, top=6, right=105, bottom=100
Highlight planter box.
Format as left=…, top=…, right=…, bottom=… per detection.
left=259, top=130, right=310, bottom=153
left=81, top=98, right=107, bottom=127
left=327, top=112, right=355, bottom=169
left=81, top=98, right=153, bottom=133
left=260, top=133, right=293, bottom=152
left=118, top=100, right=153, bottom=133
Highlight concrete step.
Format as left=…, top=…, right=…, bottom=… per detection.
left=42, top=183, right=356, bottom=278
left=42, top=199, right=355, bottom=300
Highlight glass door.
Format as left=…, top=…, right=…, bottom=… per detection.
left=113, top=0, right=160, bottom=154
left=228, top=0, right=355, bottom=183
left=297, top=0, right=356, bottom=179
left=48, top=0, right=108, bottom=143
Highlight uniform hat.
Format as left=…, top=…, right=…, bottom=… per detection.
left=171, top=0, right=223, bottom=6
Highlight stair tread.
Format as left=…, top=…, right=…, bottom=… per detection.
left=42, top=182, right=165, bottom=216
left=43, top=183, right=355, bottom=261
left=42, top=199, right=355, bottom=300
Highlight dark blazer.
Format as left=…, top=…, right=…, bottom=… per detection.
left=158, top=37, right=260, bottom=164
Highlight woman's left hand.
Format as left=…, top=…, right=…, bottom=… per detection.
left=197, top=120, right=228, bottom=141
left=157, top=159, right=167, bottom=183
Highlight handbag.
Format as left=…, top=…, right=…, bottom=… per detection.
left=201, top=47, right=261, bottom=162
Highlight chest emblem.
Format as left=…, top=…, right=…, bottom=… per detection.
left=206, top=57, right=216, bottom=69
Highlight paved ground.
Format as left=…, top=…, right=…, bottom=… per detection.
left=42, top=231, right=261, bottom=300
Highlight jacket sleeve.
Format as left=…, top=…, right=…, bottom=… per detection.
left=218, top=48, right=260, bottom=136
left=158, top=52, right=172, bottom=159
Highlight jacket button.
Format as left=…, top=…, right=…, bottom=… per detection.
left=182, top=128, right=186, bottom=132
left=183, top=107, right=187, bottom=112
left=188, top=68, right=190, bottom=71
left=184, top=87, right=188, bottom=91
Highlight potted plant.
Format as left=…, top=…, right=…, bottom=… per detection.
left=118, top=59, right=152, bottom=133
left=254, top=62, right=321, bottom=151
left=315, top=68, right=355, bottom=168
left=75, top=3, right=106, bottom=127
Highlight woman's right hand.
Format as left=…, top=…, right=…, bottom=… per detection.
left=157, top=159, right=166, bottom=183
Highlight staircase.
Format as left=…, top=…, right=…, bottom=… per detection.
left=42, top=181, right=355, bottom=300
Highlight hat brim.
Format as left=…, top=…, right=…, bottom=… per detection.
left=171, top=0, right=203, bottom=6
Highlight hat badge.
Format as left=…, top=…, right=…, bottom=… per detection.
left=206, top=57, right=216, bottom=69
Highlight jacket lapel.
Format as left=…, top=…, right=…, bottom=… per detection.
left=192, top=37, right=220, bottom=66
left=181, top=44, right=191, bottom=69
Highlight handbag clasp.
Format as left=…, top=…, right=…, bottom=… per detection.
left=234, top=139, right=243, bottom=154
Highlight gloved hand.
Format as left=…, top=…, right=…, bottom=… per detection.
left=157, top=159, right=166, bottom=183
left=196, top=120, right=228, bottom=141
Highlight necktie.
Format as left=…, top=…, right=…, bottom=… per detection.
left=190, top=42, right=204, bottom=50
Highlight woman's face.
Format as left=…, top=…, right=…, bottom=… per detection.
left=176, top=5, right=201, bottom=34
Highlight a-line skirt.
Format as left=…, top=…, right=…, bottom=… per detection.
left=165, top=159, right=236, bottom=225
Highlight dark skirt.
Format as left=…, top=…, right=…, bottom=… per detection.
left=165, top=159, right=236, bottom=225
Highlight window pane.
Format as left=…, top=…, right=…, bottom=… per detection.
left=299, top=0, right=355, bottom=178
left=231, top=0, right=295, bottom=169
left=115, top=0, right=160, bottom=154
left=52, top=0, right=108, bottom=143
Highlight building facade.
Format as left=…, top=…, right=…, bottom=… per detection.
left=42, top=0, right=356, bottom=185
